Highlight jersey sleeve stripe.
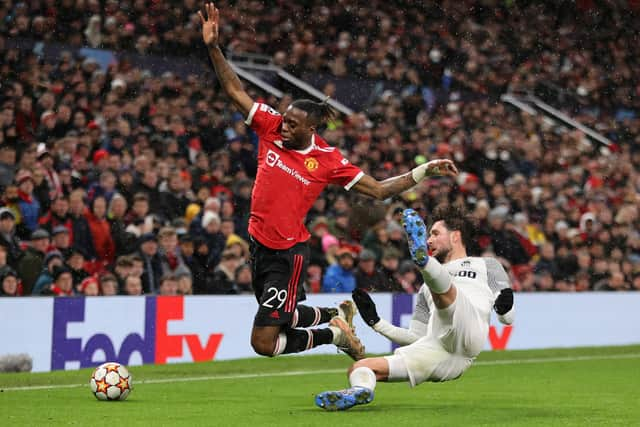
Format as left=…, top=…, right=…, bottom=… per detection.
left=344, top=171, right=365, bottom=191
left=244, top=102, right=260, bottom=126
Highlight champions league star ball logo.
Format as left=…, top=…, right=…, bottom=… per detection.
left=304, top=157, right=319, bottom=172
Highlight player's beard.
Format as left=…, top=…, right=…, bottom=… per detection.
left=434, top=247, right=451, bottom=264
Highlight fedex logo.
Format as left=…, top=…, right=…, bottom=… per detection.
left=51, top=297, right=223, bottom=370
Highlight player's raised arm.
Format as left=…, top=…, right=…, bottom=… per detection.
left=351, top=159, right=458, bottom=200
left=198, top=2, right=253, bottom=117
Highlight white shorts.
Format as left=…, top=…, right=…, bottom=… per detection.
left=386, top=288, right=490, bottom=386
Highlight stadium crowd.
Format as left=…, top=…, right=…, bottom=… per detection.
left=0, top=1, right=638, bottom=297
left=3, top=0, right=638, bottom=117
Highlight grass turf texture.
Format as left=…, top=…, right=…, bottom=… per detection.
left=1, top=345, right=639, bottom=426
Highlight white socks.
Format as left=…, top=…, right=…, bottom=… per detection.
left=421, top=258, right=452, bottom=294
left=349, top=366, right=377, bottom=391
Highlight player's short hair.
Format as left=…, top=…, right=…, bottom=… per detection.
left=290, top=98, right=336, bottom=128
left=430, top=203, right=476, bottom=249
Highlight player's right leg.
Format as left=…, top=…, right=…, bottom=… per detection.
left=401, top=209, right=456, bottom=309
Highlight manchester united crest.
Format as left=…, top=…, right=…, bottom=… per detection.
left=304, top=157, right=319, bottom=172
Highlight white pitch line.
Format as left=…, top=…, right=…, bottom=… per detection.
left=3, top=353, right=639, bottom=392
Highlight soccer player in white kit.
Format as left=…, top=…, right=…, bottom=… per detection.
left=315, top=205, right=515, bottom=410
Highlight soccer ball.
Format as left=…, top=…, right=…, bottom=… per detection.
left=90, top=362, right=133, bottom=401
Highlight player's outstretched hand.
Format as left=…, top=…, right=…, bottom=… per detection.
left=424, top=159, right=458, bottom=178
left=352, top=289, right=380, bottom=327
left=493, top=288, right=514, bottom=315
left=411, top=158, right=458, bottom=183
left=198, top=3, right=220, bottom=47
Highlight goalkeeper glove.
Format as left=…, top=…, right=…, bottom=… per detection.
left=493, top=288, right=514, bottom=315
left=352, top=288, right=380, bottom=327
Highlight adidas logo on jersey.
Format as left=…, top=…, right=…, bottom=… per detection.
left=269, top=310, right=280, bottom=319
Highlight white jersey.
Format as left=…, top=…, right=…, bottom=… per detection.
left=412, top=256, right=511, bottom=328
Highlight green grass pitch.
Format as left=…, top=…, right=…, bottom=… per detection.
left=1, top=345, right=639, bottom=426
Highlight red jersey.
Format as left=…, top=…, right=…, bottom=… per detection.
left=245, top=102, right=364, bottom=249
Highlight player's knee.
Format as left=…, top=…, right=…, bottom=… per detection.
left=251, top=335, right=276, bottom=357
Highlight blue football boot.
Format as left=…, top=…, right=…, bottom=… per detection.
left=401, top=209, right=429, bottom=267
left=315, top=387, right=374, bottom=411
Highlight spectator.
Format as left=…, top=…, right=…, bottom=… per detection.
left=134, top=169, right=162, bottom=215
left=138, top=233, right=162, bottom=294
left=68, top=189, right=96, bottom=260
left=15, top=228, right=49, bottom=294
left=0, top=207, right=21, bottom=268
left=188, top=197, right=221, bottom=237
left=234, top=263, right=253, bottom=294
left=488, top=207, right=531, bottom=267
left=322, top=247, right=356, bottom=293
left=397, top=260, right=421, bottom=293
left=66, top=247, right=89, bottom=286
left=86, top=195, right=115, bottom=264
left=361, top=223, right=389, bottom=262
left=14, top=170, right=40, bottom=239
left=321, top=233, right=340, bottom=267
left=79, top=276, right=100, bottom=296
left=43, top=265, right=75, bottom=297
left=354, top=248, right=386, bottom=291
left=177, top=272, right=193, bottom=295
left=99, top=273, right=119, bottom=296
left=191, top=237, right=216, bottom=294
left=129, top=255, right=144, bottom=278
left=124, top=193, right=154, bottom=235
left=39, top=194, right=72, bottom=237
left=535, top=243, right=559, bottom=278
left=160, top=171, right=190, bottom=221
left=378, top=248, right=403, bottom=292
left=307, top=216, right=331, bottom=270
left=88, top=170, right=117, bottom=204
left=201, top=211, right=225, bottom=260
left=179, top=234, right=206, bottom=288
left=0, top=267, right=19, bottom=297
left=208, top=249, right=240, bottom=294
left=157, top=227, right=190, bottom=278
left=123, top=275, right=143, bottom=296
left=108, top=193, right=137, bottom=256
left=113, top=256, right=133, bottom=290
left=51, top=225, right=72, bottom=259
left=32, top=251, right=64, bottom=295
left=37, top=148, right=62, bottom=201
left=158, top=274, right=179, bottom=296
left=0, top=143, right=17, bottom=189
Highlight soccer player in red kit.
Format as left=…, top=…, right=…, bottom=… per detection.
left=199, top=3, right=458, bottom=360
